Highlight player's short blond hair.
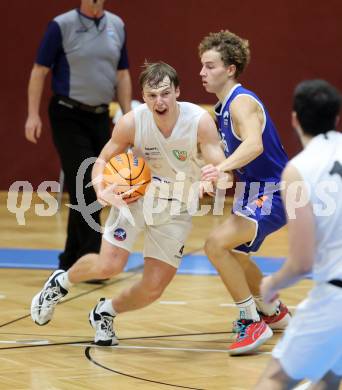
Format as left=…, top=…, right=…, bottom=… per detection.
left=139, top=61, right=179, bottom=89
left=199, top=30, right=250, bottom=77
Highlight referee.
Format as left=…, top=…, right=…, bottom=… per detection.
left=25, top=0, right=132, bottom=271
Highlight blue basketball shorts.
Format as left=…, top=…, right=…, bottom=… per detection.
left=232, top=191, right=287, bottom=254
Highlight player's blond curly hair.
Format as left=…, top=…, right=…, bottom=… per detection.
left=199, top=30, right=250, bottom=77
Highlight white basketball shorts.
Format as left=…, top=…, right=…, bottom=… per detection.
left=103, top=197, right=192, bottom=268
left=273, top=283, right=342, bottom=382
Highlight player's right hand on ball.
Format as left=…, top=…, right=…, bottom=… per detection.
left=97, top=184, right=140, bottom=207
left=124, top=195, right=140, bottom=204
left=97, top=183, right=126, bottom=208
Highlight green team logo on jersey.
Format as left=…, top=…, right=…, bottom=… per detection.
left=172, top=150, right=187, bottom=161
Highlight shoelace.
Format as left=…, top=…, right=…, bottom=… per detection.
left=100, top=315, right=115, bottom=337
left=234, top=320, right=253, bottom=340
left=41, top=286, right=64, bottom=307
left=232, top=320, right=242, bottom=333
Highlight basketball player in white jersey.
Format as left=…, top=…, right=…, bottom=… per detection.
left=30, top=62, right=227, bottom=345
left=255, top=80, right=342, bottom=389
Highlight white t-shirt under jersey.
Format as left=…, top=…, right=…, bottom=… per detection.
left=133, top=102, right=206, bottom=203
left=290, top=130, right=342, bottom=282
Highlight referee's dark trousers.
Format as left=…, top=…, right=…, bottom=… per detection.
left=49, top=96, right=110, bottom=270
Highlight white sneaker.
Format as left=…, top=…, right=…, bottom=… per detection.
left=89, top=298, right=118, bottom=346
left=31, top=270, right=68, bottom=326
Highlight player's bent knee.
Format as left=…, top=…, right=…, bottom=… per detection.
left=96, top=256, right=125, bottom=278
left=204, top=235, right=223, bottom=258
left=143, top=281, right=166, bottom=301
left=146, top=286, right=164, bottom=302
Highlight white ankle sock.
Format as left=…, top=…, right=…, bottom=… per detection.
left=100, top=299, right=116, bottom=317
left=254, top=295, right=280, bottom=315
left=57, top=271, right=73, bottom=290
left=236, top=295, right=260, bottom=321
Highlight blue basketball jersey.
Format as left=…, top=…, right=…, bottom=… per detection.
left=215, top=84, right=288, bottom=189
left=215, top=84, right=288, bottom=253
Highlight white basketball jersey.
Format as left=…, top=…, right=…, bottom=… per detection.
left=133, top=102, right=206, bottom=202
left=290, top=131, right=342, bottom=282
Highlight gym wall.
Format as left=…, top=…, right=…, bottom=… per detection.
left=1, top=0, right=341, bottom=190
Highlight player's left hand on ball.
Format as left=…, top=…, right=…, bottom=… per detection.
left=260, top=276, right=279, bottom=304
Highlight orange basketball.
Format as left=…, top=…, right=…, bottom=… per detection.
left=103, top=152, right=151, bottom=199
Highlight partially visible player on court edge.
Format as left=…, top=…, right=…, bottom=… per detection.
left=255, top=79, right=342, bottom=390
left=24, top=0, right=132, bottom=271
left=199, top=30, right=291, bottom=355
left=30, top=62, right=227, bottom=346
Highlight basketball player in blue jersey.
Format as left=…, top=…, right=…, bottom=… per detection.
left=198, top=30, right=291, bottom=355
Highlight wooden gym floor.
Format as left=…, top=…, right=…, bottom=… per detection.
left=0, top=192, right=322, bottom=389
